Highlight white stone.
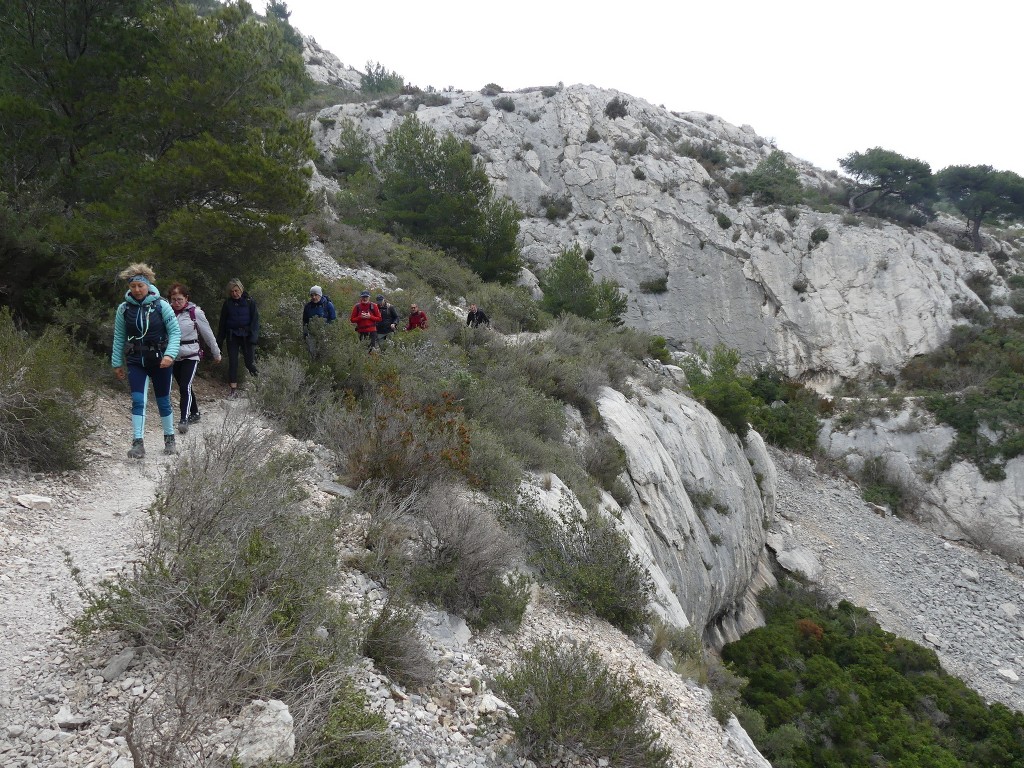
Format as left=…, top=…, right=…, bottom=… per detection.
left=233, top=699, right=295, bottom=767
left=11, top=494, right=53, bottom=510
left=996, top=668, right=1019, bottom=683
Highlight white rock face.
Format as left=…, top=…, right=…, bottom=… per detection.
left=820, top=404, right=1024, bottom=560
left=309, top=84, right=1008, bottom=382
left=597, top=385, right=776, bottom=645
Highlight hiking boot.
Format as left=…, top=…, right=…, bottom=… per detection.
left=187, top=412, right=201, bottom=424
left=163, top=434, right=177, bottom=456
left=127, top=439, right=145, bottom=459
left=227, top=388, right=239, bottom=399
left=177, top=420, right=189, bottom=434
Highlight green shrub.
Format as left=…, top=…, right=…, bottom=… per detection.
left=540, top=244, right=627, bottom=325
left=0, top=308, right=93, bottom=471
left=331, top=117, right=373, bottom=177
left=304, top=681, right=403, bottom=768
left=611, top=244, right=622, bottom=254
left=407, top=486, right=527, bottom=630
left=586, top=125, right=601, bottom=143
left=493, top=95, right=515, bottom=112
left=495, top=640, right=671, bottom=768
left=539, top=193, right=573, bottom=220
left=647, top=335, right=671, bottom=364
left=1009, top=289, right=1024, bottom=314
left=359, top=594, right=434, bottom=686
left=737, top=150, right=803, bottom=205
left=633, top=166, right=646, bottom=180
left=362, top=60, right=403, bottom=94
left=604, top=96, right=629, bottom=119
left=615, top=137, right=647, bottom=156
left=71, top=421, right=357, bottom=761
left=481, top=82, right=503, bottom=96
left=809, top=226, right=829, bottom=247
left=682, top=345, right=755, bottom=437
left=502, top=496, right=653, bottom=632
left=716, top=211, right=733, bottom=229
left=639, top=276, right=669, bottom=293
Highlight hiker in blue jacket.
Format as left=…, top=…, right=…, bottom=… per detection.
left=303, top=285, right=336, bottom=330
left=111, top=263, right=182, bottom=459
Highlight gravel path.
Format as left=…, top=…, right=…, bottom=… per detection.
left=0, top=388, right=236, bottom=767
left=771, top=448, right=1024, bottom=711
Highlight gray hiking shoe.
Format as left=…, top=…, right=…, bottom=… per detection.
left=187, top=412, right=201, bottom=424
left=163, top=434, right=177, bottom=456
left=177, top=420, right=189, bottom=434
left=127, top=438, right=145, bottom=459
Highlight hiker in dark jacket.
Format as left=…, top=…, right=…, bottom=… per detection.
left=217, top=277, right=259, bottom=398
left=466, top=303, right=490, bottom=328
left=111, top=263, right=181, bottom=459
left=302, top=285, right=336, bottom=331
left=168, top=283, right=220, bottom=433
left=375, top=293, right=400, bottom=344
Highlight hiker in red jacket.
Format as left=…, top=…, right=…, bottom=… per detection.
left=350, top=290, right=382, bottom=349
left=405, top=303, right=428, bottom=331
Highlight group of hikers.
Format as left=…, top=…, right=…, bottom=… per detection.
left=111, top=263, right=489, bottom=459
left=304, top=287, right=434, bottom=350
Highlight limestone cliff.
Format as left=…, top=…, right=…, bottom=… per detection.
left=599, top=385, right=777, bottom=644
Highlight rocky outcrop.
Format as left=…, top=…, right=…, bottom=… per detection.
left=820, top=404, right=1024, bottom=561
left=309, top=84, right=1007, bottom=384
left=301, top=35, right=362, bottom=89
left=597, top=385, right=777, bottom=646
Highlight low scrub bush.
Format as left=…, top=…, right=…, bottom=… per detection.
left=301, top=681, right=403, bottom=767
left=502, top=495, right=653, bottom=632
left=359, top=594, right=434, bottom=687
left=604, top=96, right=629, bottom=119
left=540, top=193, right=573, bottom=220
left=639, top=276, right=669, bottom=293
left=71, top=421, right=358, bottom=765
left=493, top=95, right=515, bottom=112
left=0, top=308, right=93, bottom=471
left=495, top=640, right=671, bottom=768
left=407, top=485, right=528, bottom=630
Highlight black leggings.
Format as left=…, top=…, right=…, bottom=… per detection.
left=172, top=359, right=200, bottom=421
left=226, top=335, right=257, bottom=384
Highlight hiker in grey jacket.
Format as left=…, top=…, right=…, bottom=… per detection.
left=167, top=283, right=221, bottom=433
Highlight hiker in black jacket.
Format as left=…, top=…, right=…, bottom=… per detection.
left=375, top=294, right=400, bottom=344
left=466, top=303, right=490, bottom=328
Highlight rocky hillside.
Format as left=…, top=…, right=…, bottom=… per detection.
left=307, top=73, right=1018, bottom=386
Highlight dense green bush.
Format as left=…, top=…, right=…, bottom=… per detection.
left=495, top=640, right=671, bottom=768
left=683, top=348, right=821, bottom=451
left=540, top=244, right=627, bottom=325
left=735, top=150, right=803, bottom=206
left=809, top=226, right=830, bottom=247
left=300, top=681, right=403, bottom=768
left=723, top=579, right=1024, bottom=768
left=502, top=496, right=652, bottom=632
left=0, top=308, right=94, bottom=471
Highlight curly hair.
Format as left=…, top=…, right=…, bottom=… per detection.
left=118, top=263, right=157, bottom=283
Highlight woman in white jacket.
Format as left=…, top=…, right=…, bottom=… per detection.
left=167, top=283, right=221, bottom=433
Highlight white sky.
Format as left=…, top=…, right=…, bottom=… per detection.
left=283, top=0, right=1022, bottom=176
